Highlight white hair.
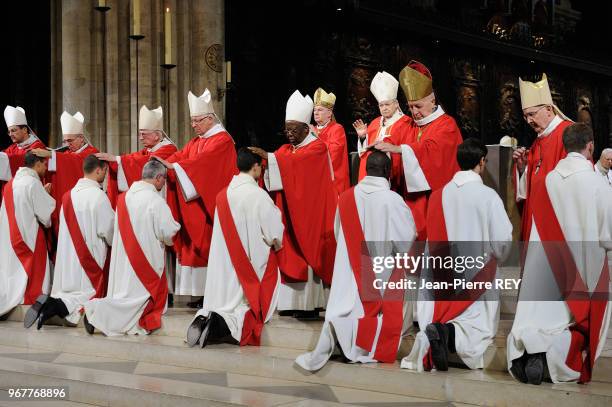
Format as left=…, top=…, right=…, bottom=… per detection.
left=142, top=159, right=167, bottom=180
left=602, top=148, right=612, bottom=156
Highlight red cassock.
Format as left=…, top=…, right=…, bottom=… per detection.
left=386, top=113, right=462, bottom=239
left=48, top=145, right=99, bottom=236
left=106, top=143, right=178, bottom=208
left=315, top=121, right=350, bottom=194
left=357, top=115, right=412, bottom=182
left=165, top=131, right=237, bottom=271
left=269, top=139, right=337, bottom=285
left=514, top=120, right=570, bottom=242
left=0, top=139, right=46, bottom=204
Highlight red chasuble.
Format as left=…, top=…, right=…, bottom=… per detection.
left=531, top=178, right=609, bottom=384
left=0, top=139, right=46, bottom=205
left=2, top=179, right=48, bottom=304
left=116, top=193, right=167, bottom=332
left=338, top=187, right=404, bottom=362
left=421, top=188, right=497, bottom=371
left=61, top=191, right=109, bottom=299
left=270, top=139, right=337, bottom=285
left=48, top=145, right=99, bottom=236
left=165, top=131, right=237, bottom=269
left=106, top=143, right=177, bottom=208
left=315, top=121, right=350, bottom=194
left=386, top=113, right=462, bottom=240
left=216, top=187, right=278, bottom=346
left=358, top=115, right=412, bottom=182
left=515, top=120, right=570, bottom=242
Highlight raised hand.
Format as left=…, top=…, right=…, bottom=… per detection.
left=150, top=156, right=174, bottom=169
left=95, top=152, right=117, bottom=162
left=374, top=141, right=401, bottom=154
left=512, top=147, right=528, bottom=173
left=352, top=119, right=367, bottom=138
left=247, top=147, right=268, bottom=160
left=31, top=148, right=51, bottom=158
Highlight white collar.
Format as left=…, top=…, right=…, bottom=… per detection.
left=230, top=172, right=257, bottom=189
left=17, top=134, right=38, bottom=148
left=148, top=138, right=173, bottom=153
left=415, top=105, right=445, bottom=127
left=75, top=177, right=103, bottom=191
left=200, top=123, right=225, bottom=139
left=538, top=115, right=563, bottom=137
left=357, top=176, right=390, bottom=194
left=452, top=170, right=482, bottom=187
left=131, top=180, right=158, bottom=193
left=316, top=120, right=331, bottom=129
left=381, top=109, right=403, bottom=128
left=554, top=152, right=593, bottom=178
left=292, top=133, right=317, bottom=150
left=15, top=166, right=40, bottom=181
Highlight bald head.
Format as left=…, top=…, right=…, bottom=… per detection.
left=365, top=151, right=391, bottom=179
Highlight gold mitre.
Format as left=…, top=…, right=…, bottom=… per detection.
left=313, top=88, right=336, bottom=109
left=399, top=60, right=433, bottom=102
left=519, top=73, right=571, bottom=121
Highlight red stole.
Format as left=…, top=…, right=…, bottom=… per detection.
left=61, top=191, right=109, bottom=299
left=338, top=187, right=404, bottom=363
left=422, top=188, right=498, bottom=370
left=518, top=120, right=570, bottom=242
left=48, top=145, right=99, bottom=236
left=2, top=179, right=47, bottom=304
left=531, top=178, right=609, bottom=384
left=271, top=139, right=337, bottom=285
left=116, top=193, right=168, bottom=332
left=216, top=187, right=278, bottom=346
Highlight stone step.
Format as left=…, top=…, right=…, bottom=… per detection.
left=0, top=322, right=610, bottom=407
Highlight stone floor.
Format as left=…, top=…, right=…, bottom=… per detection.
left=0, top=302, right=610, bottom=407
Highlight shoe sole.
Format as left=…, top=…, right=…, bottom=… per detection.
left=186, top=318, right=206, bottom=347
left=24, top=294, right=49, bottom=329
left=525, top=357, right=544, bottom=385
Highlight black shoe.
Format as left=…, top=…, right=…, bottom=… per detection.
left=510, top=354, right=529, bottom=383
left=83, top=315, right=95, bottom=335
left=186, top=315, right=207, bottom=347
left=36, top=298, right=70, bottom=330
left=425, top=322, right=449, bottom=371
left=187, top=297, right=203, bottom=309
left=278, top=310, right=295, bottom=317
left=167, top=294, right=174, bottom=308
left=24, top=294, right=49, bottom=329
left=525, top=353, right=545, bottom=385
left=293, top=310, right=320, bottom=320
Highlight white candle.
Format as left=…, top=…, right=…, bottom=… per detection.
left=164, top=8, right=172, bottom=64
left=226, top=61, right=231, bottom=83
left=133, top=0, right=141, bottom=36
left=99, top=0, right=106, bottom=7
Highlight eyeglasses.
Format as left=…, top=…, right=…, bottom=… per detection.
left=191, top=116, right=211, bottom=124
left=523, top=105, right=547, bottom=120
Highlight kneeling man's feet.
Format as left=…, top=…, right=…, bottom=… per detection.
left=425, top=322, right=450, bottom=371
left=187, top=315, right=208, bottom=347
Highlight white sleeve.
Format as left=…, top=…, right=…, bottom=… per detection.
left=48, top=150, right=57, bottom=172
left=488, top=195, right=513, bottom=262
left=400, top=144, right=431, bottom=193
left=0, top=152, right=12, bottom=181
left=259, top=194, right=285, bottom=250
left=357, top=137, right=368, bottom=156
left=31, top=183, right=56, bottom=228
left=96, top=194, right=115, bottom=246
left=173, top=163, right=200, bottom=201
left=153, top=198, right=181, bottom=246
left=116, top=156, right=129, bottom=192
left=264, top=153, right=283, bottom=191
left=516, top=165, right=528, bottom=201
